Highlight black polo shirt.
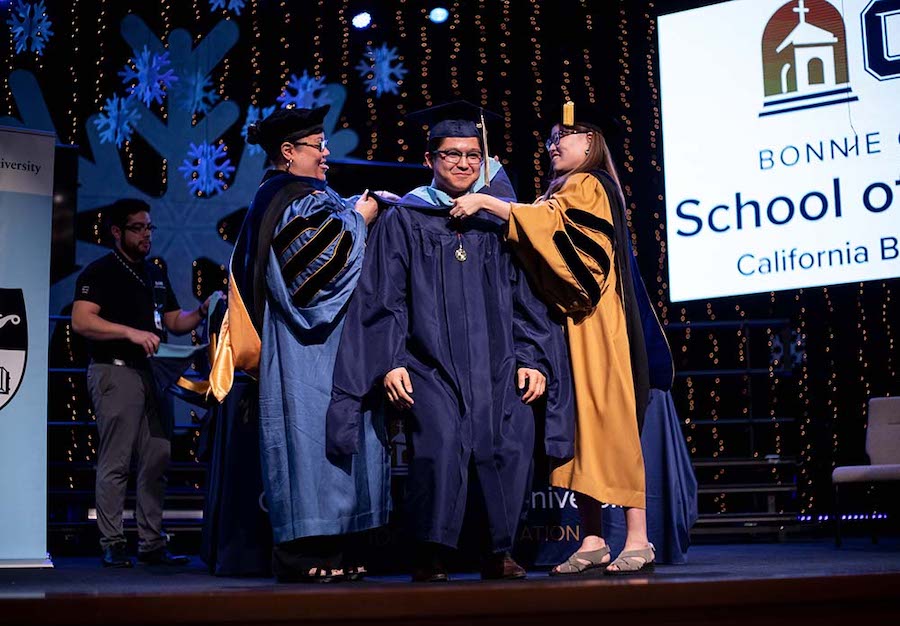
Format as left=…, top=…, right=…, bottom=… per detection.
left=74, top=250, right=180, bottom=365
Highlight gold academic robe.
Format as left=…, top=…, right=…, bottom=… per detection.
left=507, top=172, right=645, bottom=509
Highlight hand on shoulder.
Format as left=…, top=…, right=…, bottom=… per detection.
left=354, top=190, right=379, bottom=226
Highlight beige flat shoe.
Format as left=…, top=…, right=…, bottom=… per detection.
left=549, top=545, right=611, bottom=576
left=605, top=544, right=655, bottom=576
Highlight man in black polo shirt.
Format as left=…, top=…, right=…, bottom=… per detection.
left=72, top=199, right=215, bottom=568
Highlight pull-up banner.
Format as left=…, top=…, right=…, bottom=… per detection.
left=0, top=125, right=55, bottom=567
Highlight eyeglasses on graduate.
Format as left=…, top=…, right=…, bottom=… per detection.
left=432, top=149, right=484, bottom=165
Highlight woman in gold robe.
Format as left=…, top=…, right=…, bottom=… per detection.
left=450, top=109, right=655, bottom=575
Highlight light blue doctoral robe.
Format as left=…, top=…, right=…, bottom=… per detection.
left=259, top=184, right=391, bottom=544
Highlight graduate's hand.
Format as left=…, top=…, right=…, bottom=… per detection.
left=355, top=189, right=379, bottom=226
left=384, top=367, right=414, bottom=409
left=517, top=368, right=546, bottom=404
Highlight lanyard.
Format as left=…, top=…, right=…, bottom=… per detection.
left=114, top=249, right=149, bottom=290
left=114, top=250, right=163, bottom=330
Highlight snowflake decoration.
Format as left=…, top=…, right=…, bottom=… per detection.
left=242, top=104, right=276, bottom=155
left=3, top=15, right=357, bottom=320
left=93, top=95, right=141, bottom=147
left=178, top=70, right=220, bottom=116
left=178, top=142, right=236, bottom=197
left=119, top=46, right=178, bottom=107
left=277, top=71, right=330, bottom=109
left=356, top=43, right=407, bottom=98
left=209, top=0, right=245, bottom=15
left=7, top=0, right=55, bottom=56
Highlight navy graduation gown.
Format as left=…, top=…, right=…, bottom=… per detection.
left=328, top=167, right=574, bottom=551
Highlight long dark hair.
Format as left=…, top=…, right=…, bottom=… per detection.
left=542, top=124, right=623, bottom=200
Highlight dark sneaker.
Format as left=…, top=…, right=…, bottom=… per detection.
left=481, top=551, right=527, bottom=580
left=101, top=543, right=134, bottom=568
left=137, top=547, right=190, bottom=566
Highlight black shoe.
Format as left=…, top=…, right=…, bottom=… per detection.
left=412, top=563, right=449, bottom=583
left=481, top=551, right=527, bottom=580
left=412, top=544, right=450, bottom=582
left=101, top=544, right=134, bottom=568
left=137, top=547, right=190, bottom=566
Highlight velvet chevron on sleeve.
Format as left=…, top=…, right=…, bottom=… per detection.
left=255, top=173, right=390, bottom=544
left=507, top=173, right=618, bottom=317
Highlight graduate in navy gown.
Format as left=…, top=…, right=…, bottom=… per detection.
left=327, top=102, right=574, bottom=582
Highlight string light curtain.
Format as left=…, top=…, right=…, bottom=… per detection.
left=2, top=0, right=897, bottom=533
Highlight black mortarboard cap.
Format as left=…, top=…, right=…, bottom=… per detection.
left=246, top=105, right=330, bottom=156
left=406, top=100, right=503, bottom=141
left=406, top=100, right=503, bottom=186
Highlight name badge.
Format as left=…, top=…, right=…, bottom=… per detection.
left=154, top=310, right=163, bottom=331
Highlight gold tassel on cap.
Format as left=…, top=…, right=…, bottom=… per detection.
left=480, top=109, right=490, bottom=188
left=563, top=101, right=575, bottom=127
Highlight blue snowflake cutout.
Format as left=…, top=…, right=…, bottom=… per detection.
left=119, top=46, right=178, bottom=107
left=242, top=105, right=276, bottom=156
left=179, top=142, right=236, bottom=197
left=277, top=71, right=330, bottom=109
left=208, top=0, right=245, bottom=15
left=4, top=14, right=357, bottom=323
left=93, top=95, right=141, bottom=147
left=356, top=43, right=407, bottom=98
left=7, top=0, right=54, bottom=56
left=178, top=70, right=220, bottom=116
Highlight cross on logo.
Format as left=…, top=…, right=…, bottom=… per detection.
left=794, top=0, right=810, bottom=21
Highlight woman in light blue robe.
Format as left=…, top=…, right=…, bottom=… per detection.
left=241, top=106, right=389, bottom=582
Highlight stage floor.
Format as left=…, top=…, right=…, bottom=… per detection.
left=2, top=539, right=899, bottom=626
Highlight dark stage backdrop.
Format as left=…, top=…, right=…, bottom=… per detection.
left=1, top=0, right=897, bottom=548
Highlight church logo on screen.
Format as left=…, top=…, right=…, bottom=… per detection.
left=0, top=289, right=28, bottom=412
left=760, top=0, right=859, bottom=116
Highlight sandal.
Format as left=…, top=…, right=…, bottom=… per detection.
left=345, top=564, right=367, bottom=582
left=549, top=545, right=610, bottom=576
left=604, top=544, right=655, bottom=576
left=277, top=565, right=345, bottom=584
